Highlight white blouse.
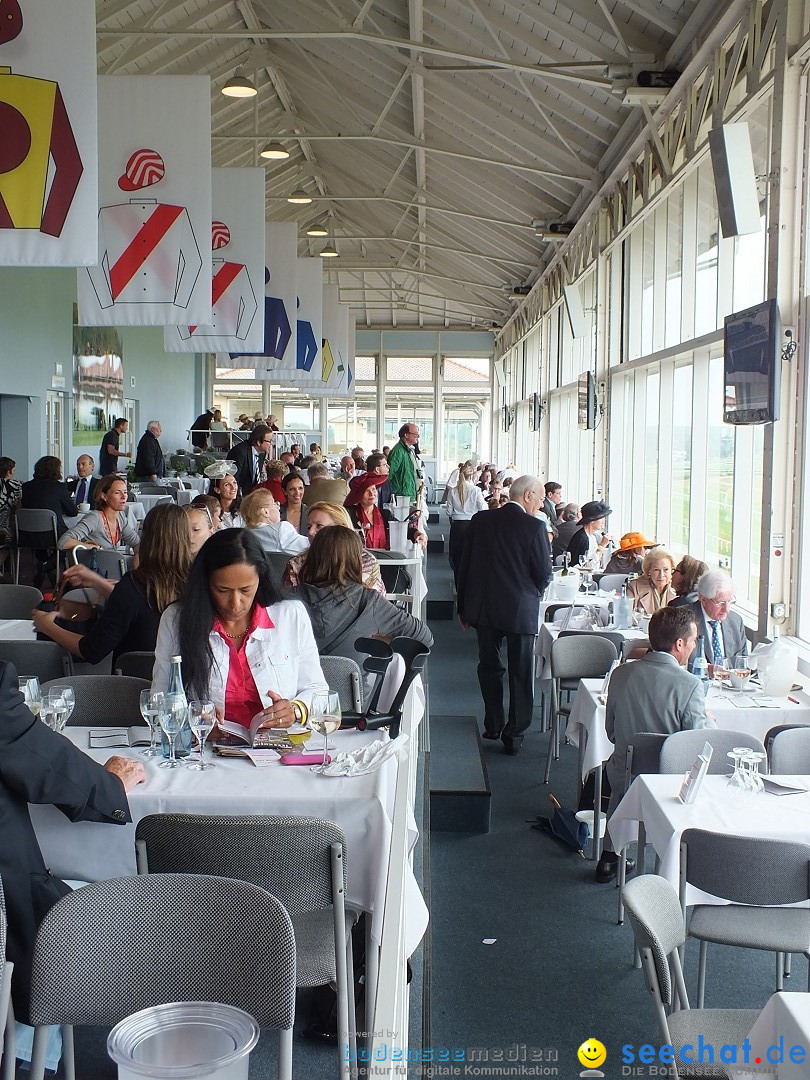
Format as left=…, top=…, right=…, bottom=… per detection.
left=445, top=484, right=488, bottom=521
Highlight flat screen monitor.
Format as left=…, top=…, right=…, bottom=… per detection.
left=723, top=298, right=780, bottom=425
left=577, top=371, right=596, bottom=429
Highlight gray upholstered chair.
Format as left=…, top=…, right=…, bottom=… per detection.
left=0, top=641, right=73, bottom=682
left=27, top=874, right=296, bottom=1080
left=659, top=729, right=766, bottom=775
left=135, top=814, right=357, bottom=1080
left=595, top=572, right=629, bottom=593
left=680, top=829, right=810, bottom=1006
left=114, top=651, right=155, bottom=680
left=13, top=509, right=60, bottom=585
left=319, top=654, right=364, bottom=712
left=40, top=675, right=150, bottom=725
left=544, top=634, right=617, bottom=786
left=769, top=726, right=810, bottom=774
left=622, top=874, right=759, bottom=1080
left=0, top=585, right=43, bottom=619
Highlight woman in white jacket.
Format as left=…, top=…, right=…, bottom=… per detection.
left=445, top=463, right=487, bottom=587
left=153, top=528, right=327, bottom=732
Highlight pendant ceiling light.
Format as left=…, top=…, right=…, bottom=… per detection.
left=287, top=188, right=313, bottom=204
left=260, top=141, right=289, bottom=160
left=221, top=68, right=257, bottom=98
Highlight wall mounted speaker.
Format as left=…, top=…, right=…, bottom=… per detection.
left=563, top=283, right=588, bottom=339
left=708, top=122, right=761, bottom=238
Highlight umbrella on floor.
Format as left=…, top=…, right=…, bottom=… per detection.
left=531, top=794, right=588, bottom=857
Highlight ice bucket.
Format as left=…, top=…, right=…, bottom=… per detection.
left=107, top=1002, right=259, bottom=1080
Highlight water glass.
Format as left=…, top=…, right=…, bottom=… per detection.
left=139, top=689, right=165, bottom=758
left=187, top=699, right=216, bottom=770
left=18, top=676, right=41, bottom=717
left=47, top=684, right=75, bottom=725
left=158, top=697, right=187, bottom=770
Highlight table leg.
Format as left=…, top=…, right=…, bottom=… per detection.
left=593, top=765, right=603, bottom=861
left=577, top=736, right=585, bottom=804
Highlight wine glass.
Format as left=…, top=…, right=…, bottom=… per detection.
left=309, top=692, right=341, bottom=767
left=45, top=689, right=70, bottom=732
left=158, top=696, right=187, bottom=769
left=39, top=696, right=59, bottom=731
left=139, top=689, right=165, bottom=758
left=712, top=658, right=730, bottom=690
left=18, top=676, right=41, bottom=717
left=288, top=724, right=313, bottom=748
left=187, top=699, right=216, bottom=770
left=729, top=655, right=751, bottom=692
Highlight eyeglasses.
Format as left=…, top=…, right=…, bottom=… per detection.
left=708, top=597, right=735, bottom=608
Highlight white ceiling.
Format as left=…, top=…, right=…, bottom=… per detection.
left=96, top=0, right=705, bottom=329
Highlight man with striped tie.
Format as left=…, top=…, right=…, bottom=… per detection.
left=687, top=569, right=747, bottom=669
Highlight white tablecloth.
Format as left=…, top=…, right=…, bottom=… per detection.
left=0, top=619, right=36, bottom=640
left=30, top=726, right=428, bottom=954
left=566, top=682, right=810, bottom=782
left=609, top=773, right=810, bottom=905
left=129, top=494, right=174, bottom=514
left=730, top=993, right=810, bottom=1079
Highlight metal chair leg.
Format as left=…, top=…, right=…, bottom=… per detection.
left=697, top=941, right=708, bottom=1008
left=784, top=953, right=792, bottom=978
left=776, top=951, right=784, bottom=992
left=543, top=714, right=557, bottom=784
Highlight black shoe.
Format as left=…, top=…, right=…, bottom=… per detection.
left=482, top=731, right=501, bottom=741
left=501, top=738, right=523, bottom=756
left=595, top=853, right=635, bottom=883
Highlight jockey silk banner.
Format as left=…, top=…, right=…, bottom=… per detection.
left=77, top=75, right=212, bottom=326
left=222, top=221, right=297, bottom=374
left=164, top=168, right=265, bottom=352
left=0, top=0, right=98, bottom=266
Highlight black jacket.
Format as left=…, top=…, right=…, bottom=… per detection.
left=67, top=475, right=99, bottom=506
left=20, top=478, right=77, bottom=536
left=134, top=430, right=165, bottom=479
left=78, top=572, right=161, bottom=668
left=227, top=440, right=265, bottom=496
left=457, top=502, right=552, bottom=635
left=0, top=660, right=131, bottom=1018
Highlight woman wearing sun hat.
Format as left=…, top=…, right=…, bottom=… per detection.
left=603, top=531, right=655, bottom=576
left=565, top=499, right=613, bottom=567
left=344, top=471, right=391, bottom=548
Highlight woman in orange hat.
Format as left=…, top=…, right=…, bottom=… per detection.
left=603, top=531, right=654, bottom=576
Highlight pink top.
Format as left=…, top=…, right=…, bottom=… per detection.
left=212, top=604, right=275, bottom=728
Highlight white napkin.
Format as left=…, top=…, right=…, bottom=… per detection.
left=319, top=734, right=408, bottom=776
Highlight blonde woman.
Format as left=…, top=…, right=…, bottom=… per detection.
left=626, top=547, right=677, bottom=614
left=283, top=500, right=384, bottom=594
left=445, top=462, right=487, bottom=585
left=239, top=488, right=308, bottom=554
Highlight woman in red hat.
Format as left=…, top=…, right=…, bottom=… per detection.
left=344, top=472, right=389, bottom=548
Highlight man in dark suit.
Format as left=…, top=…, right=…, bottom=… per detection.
left=226, top=423, right=273, bottom=495
left=67, top=454, right=98, bottom=507
left=457, top=475, right=553, bottom=754
left=686, top=569, right=747, bottom=668
left=134, top=420, right=165, bottom=481
left=0, top=661, right=144, bottom=1020
left=543, top=481, right=562, bottom=532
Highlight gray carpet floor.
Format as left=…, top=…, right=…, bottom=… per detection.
left=425, top=543, right=801, bottom=1075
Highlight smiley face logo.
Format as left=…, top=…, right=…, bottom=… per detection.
left=577, top=1039, right=607, bottom=1070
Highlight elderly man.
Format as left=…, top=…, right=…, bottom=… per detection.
left=338, top=455, right=356, bottom=481
left=134, top=420, right=165, bottom=481
left=597, top=606, right=713, bottom=881
left=388, top=422, right=422, bottom=503
left=68, top=454, right=98, bottom=506
left=687, top=569, right=747, bottom=669
left=457, top=476, right=553, bottom=755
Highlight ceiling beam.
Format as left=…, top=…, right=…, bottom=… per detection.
left=95, top=26, right=615, bottom=87
left=266, top=194, right=536, bottom=230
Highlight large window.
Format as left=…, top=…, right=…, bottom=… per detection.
left=670, top=364, right=693, bottom=550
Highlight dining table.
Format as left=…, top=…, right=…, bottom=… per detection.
left=729, top=993, right=810, bottom=1080
left=30, top=725, right=428, bottom=957
left=566, top=679, right=810, bottom=860
left=609, top=772, right=810, bottom=908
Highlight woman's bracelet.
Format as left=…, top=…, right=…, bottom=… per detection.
left=291, top=699, right=308, bottom=724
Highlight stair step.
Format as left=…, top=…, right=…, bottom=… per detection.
left=427, top=535, right=445, bottom=554
left=427, top=511, right=440, bottom=524
left=429, top=716, right=491, bottom=833
left=427, top=598, right=455, bottom=620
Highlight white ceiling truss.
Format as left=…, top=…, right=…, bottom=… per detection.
left=96, top=0, right=721, bottom=329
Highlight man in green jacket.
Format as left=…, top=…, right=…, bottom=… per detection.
left=388, top=422, right=421, bottom=502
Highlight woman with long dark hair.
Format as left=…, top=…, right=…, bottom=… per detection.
left=33, top=503, right=192, bottom=668
left=293, top=527, right=432, bottom=665
left=152, top=529, right=327, bottom=731
left=211, top=473, right=241, bottom=528
left=279, top=471, right=308, bottom=534
left=0, top=456, right=21, bottom=575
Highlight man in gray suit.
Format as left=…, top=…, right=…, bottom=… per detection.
left=596, top=606, right=714, bottom=881
left=686, top=569, right=747, bottom=669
